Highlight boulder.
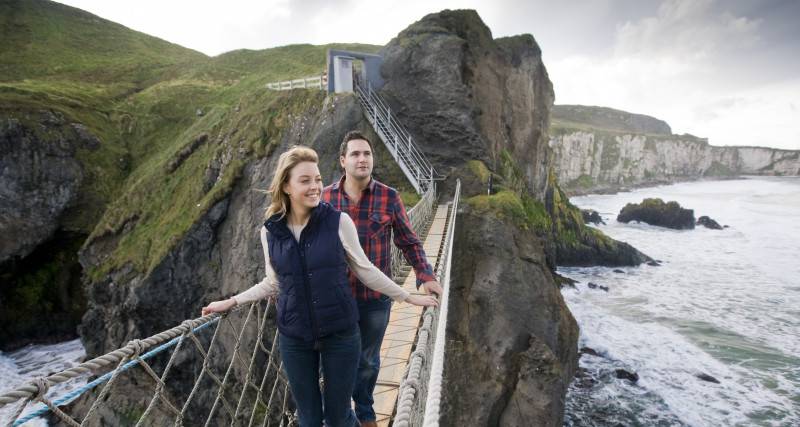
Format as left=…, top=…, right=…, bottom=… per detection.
left=614, top=368, right=639, bottom=383
left=696, top=373, right=720, bottom=384
left=696, top=215, right=723, bottom=230
left=579, top=347, right=601, bottom=357
left=581, top=209, right=605, bottom=225
left=617, top=198, right=695, bottom=229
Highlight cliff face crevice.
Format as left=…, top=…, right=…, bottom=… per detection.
left=0, top=113, right=85, bottom=262
left=0, top=111, right=99, bottom=349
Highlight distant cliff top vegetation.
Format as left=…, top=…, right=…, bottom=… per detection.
left=551, top=104, right=675, bottom=136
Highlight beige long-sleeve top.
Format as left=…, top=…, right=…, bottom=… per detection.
left=233, top=212, right=410, bottom=305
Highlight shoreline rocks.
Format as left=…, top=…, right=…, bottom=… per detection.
left=581, top=209, right=605, bottom=225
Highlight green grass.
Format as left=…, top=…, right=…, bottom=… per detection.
left=467, top=190, right=552, bottom=233
left=87, top=90, right=326, bottom=279
left=467, top=160, right=491, bottom=184
left=1, top=0, right=388, bottom=281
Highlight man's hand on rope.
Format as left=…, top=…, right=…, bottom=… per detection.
left=422, top=280, right=443, bottom=297
left=201, top=298, right=237, bottom=316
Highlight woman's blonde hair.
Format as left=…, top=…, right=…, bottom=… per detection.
left=264, top=145, right=319, bottom=220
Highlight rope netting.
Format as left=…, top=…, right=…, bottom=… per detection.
left=1, top=300, right=294, bottom=427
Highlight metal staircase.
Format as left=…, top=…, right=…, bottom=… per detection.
left=353, top=78, right=436, bottom=195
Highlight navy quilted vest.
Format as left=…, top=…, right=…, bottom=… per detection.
left=265, top=202, right=357, bottom=342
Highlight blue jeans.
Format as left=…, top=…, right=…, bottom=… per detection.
left=279, top=326, right=361, bottom=427
left=353, top=295, right=392, bottom=422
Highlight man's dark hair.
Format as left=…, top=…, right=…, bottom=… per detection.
left=339, top=131, right=373, bottom=157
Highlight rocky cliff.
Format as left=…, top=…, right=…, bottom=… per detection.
left=380, top=10, right=583, bottom=424
left=380, top=10, right=553, bottom=200
left=444, top=208, right=579, bottom=426
left=550, top=105, right=800, bottom=194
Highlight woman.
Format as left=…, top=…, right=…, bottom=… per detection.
left=202, top=146, right=438, bottom=427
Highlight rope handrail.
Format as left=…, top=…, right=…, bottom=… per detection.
left=393, top=179, right=460, bottom=427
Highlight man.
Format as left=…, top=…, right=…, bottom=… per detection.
left=322, top=130, right=442, bottom=427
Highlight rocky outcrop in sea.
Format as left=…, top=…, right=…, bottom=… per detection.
left=617, top=198, right=695, bottom=230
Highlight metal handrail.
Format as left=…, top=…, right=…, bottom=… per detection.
left=353, top=78, right=436, bottom=194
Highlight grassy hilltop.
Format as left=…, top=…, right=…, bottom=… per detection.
left=0, top=0, right=381, bottom=347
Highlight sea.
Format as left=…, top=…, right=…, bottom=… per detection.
left=562, top=177, right=800, bottom=426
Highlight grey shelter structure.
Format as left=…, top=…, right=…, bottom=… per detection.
left=327, top=49, right=384, bottom=93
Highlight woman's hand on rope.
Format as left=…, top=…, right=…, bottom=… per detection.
left=201, top=298, right=237, bottom=316
left=405, top=294, right=439, bottom=307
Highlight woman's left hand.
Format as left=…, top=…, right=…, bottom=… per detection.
left=405, top=294, right=439, bottom=307
left=201, top=298, right=237, bottom=316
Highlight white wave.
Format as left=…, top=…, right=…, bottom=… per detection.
left=0, top=339, right=87, bottom=426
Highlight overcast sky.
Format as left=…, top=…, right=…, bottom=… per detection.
left=57, top=0, right=800, bottom=150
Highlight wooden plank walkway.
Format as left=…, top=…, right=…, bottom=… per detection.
left=372, top=204, right=450, bottom=426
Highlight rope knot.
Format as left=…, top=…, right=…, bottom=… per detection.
left=180, top=319, right=195, bottom=332
left=128, top=339, right=145, bottom=356
left=32, top=377, right=50, bottom=401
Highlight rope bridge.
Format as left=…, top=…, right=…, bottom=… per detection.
left=0, top=179, right=455, bottom=426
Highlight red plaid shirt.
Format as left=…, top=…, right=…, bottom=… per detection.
left=322, top=176, right=435, bottom=301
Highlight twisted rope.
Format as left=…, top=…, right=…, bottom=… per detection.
left=0, top=313, right=223, bottom=407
